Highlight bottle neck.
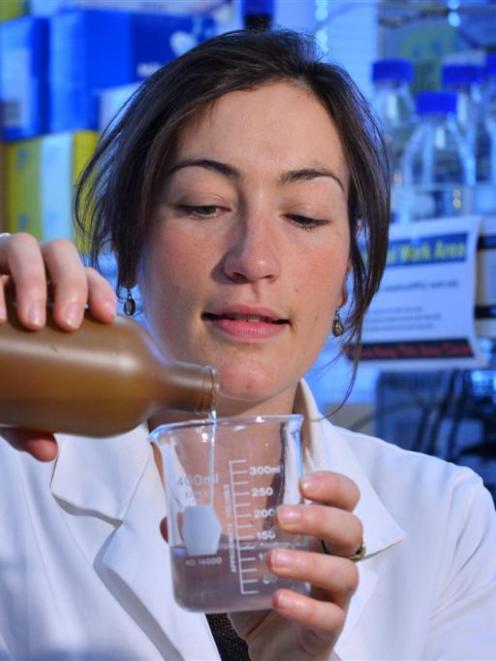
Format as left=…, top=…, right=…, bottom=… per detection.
left=374, top=79, right=411, bottom=92
left=151, top=360, right=218, bottom=418
left=418, top=112, right=460, bottom=131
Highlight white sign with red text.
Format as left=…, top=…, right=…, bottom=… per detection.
left=354, top=216, right=491, bottom=371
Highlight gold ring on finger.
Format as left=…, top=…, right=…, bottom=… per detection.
left=320, top=539, right=366, bottom=562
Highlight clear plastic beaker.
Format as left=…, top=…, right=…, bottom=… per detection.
left=150, top=414, right=308, bottom=613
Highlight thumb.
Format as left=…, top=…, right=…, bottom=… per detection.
left=1, top=428, right=58, bottom=462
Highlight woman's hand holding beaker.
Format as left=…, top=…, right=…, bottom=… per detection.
left=230, top=470, right=362, bottom=660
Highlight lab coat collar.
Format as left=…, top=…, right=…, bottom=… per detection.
left=298, top=381, right=406, bottom=558
left=51, top=425, right=150, bottom=522
left=297, top=381, right=406, bottom=655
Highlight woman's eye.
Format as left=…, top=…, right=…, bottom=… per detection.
left=176, top=204, right=221, bottom=217
left=287, top=214, right=329, bottom=230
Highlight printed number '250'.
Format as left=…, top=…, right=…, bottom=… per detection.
left=251, top=486, right=274, bottom=497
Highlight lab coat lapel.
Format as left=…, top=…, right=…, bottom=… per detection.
left=98, top=444, right=218, bottom=660
left=51, top=428, right=219, bottom=660
left=299, top=382, right=406, bottom=653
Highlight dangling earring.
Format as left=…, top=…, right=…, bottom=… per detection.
left=123, top=288, right=136, bottom=316
left=332, top=309, right=345, bottom=337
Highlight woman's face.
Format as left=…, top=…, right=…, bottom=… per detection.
left=139, top=81, right=350, bottom=416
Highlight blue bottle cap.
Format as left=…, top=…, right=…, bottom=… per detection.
left=241, top=0, right=274, bottom=14
left=372, top=59, right=413, bottom=83
left=486, top=53, right=496, bottom=77
left=416, top=91, right=458, bottom=115
left=442, top=63, right=482, bottom=86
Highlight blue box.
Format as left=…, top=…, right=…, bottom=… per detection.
left=49, top=9, right=216, bottom=132
left=132, top=13, right=216, bottom=79
left=49, top=9, right=134, bottom=132
left=0, top=16, right=49, bottom=141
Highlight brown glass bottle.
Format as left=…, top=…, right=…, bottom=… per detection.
left=0, top=305, right=217, bottom=437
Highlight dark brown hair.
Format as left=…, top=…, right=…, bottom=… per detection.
left=76, top=29, right=390, bottom=369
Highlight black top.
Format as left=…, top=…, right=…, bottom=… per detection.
left=206, top=613, right=251, bottom=661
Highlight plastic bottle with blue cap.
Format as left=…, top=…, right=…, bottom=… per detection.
left=441, top=63, right=483, bottom=136
left=371, top=59, right=416, bottom=207
left=474, top=54, right=496, bottom=216
left=483, top=53, right=496, bottom=118
left=398, top=90, right=475, bottom=223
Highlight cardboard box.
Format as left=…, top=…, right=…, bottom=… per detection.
left=72, top=130, right=99, bottom=254
left=0, top=0, right=26, bottom=22
left=0, top=142, right=7, bottom=233
left=132, top=12, right=216, bottom=79
left=0, top=16, right=49, bottom=140
left=40, top=130, right=98, bottom=252
left=49, top=9, right=216, bottom=132
left=30, top=0, right=224, bottom=17
left=5, top=138, right=43, bottom=238
left=49, top=10, right=133, bottom=133
left=98, top=82, right=140, bottom=132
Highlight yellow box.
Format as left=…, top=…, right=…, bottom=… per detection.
left=0, top=0, right=26, bottom=22
left=6, top=138, right=42, bottom=238
left=40, top=130, right=98, bottom=252
left=73, top=131, right=98, bottom=254
left=0, top=142, right=7, bottom=233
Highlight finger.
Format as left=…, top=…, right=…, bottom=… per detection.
left=0, top=233, right=12, bottom=321
left=273, top=587, right=346, bottom=641
left=86, top=267, right=117, bottom=323
left=160, top=518, right=169, bottom=542
left=300, top=471, right=360, bottom=511
left=0, top=232, right=49, bottom=329
left=277, top=504, right=363, bottom=558
left=0, top=275, right=8, bottom=322
left=1, top=428, right=58, bottom=462
left=269, top=549, right=358, bottom=608
left=41, top=239, right=89, bottom=330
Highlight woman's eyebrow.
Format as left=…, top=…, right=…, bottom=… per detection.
left=280, top=168, right=345, bottom=192
left=167, top=159, right=344, bottom=193
left=167, top=158, right=240, bottom=180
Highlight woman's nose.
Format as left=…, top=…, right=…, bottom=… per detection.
left=222, top=213, right=281, bottom=283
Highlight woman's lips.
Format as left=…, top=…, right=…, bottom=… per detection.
left=202, top=311, right=289, bottom=340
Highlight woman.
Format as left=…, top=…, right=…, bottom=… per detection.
left=0, top=30, right=495, bottom=660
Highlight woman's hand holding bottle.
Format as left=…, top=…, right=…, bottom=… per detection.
left=0, top=232, right=117, bottom=459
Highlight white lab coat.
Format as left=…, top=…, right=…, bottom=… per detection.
left=0, top=381, right=495, bottom=660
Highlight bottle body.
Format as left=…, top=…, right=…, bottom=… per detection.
left=475, top=54, right=496, bottom=215
left=371, top=59, right=416, bottom=223
left=372, top=59, right=416, bottom=222
left=483, top=53, right=496, bottom=118
left=442, top=63, right=483, bottom=136
left=373, top=80, right=416, bottom=180
left=0, top=306, right=217, bottom=437
left=398, top=91, right=475, bottom=223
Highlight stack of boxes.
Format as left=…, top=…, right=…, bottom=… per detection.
left=0, top=3, right=217, bottom=242
left=0, top=0, right=28, bottom=231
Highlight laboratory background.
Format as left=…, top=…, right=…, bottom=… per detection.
left=1, top=0, right=495, bottom=500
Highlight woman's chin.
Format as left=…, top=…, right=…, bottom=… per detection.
left=215, top=372, right=297, bottom=417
